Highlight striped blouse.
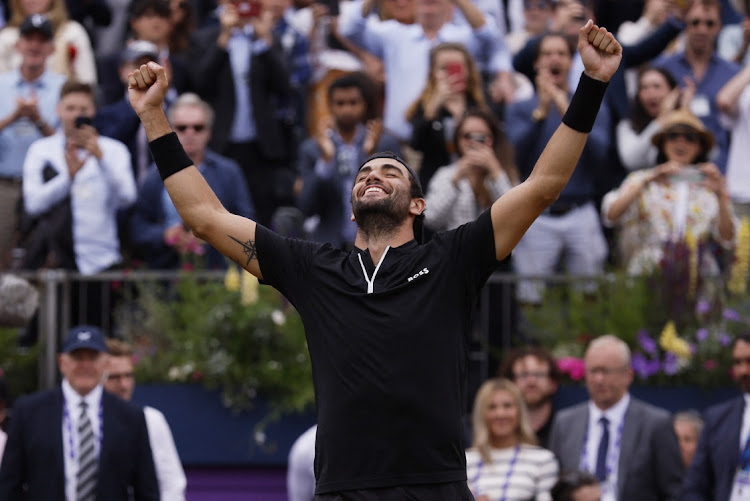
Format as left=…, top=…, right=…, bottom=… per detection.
left=466, top=444, right=559, bottom=501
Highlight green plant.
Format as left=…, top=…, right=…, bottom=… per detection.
left=116, top=269, right=314, bottom=419
left=0, top=327, right=39, bottom=399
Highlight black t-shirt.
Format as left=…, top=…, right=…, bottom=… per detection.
left=255, top=209, right=499, bottom=493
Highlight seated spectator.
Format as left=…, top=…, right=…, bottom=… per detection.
left=296, top=73, right=400, bottom=249
left=616, top=65, right=684, bottom=172
left=423, top=108, right=515, bottom=233
left=0, top=15, right=64, bottom=269
left=602, top=109, right=736, bottom=276
left=466, top=378, right=559, bottom=501
left=673, top=410, right=703, bottom=469
left=406, top=42, right=492, bottom=189
left=499, top=346, right=560, bottom=448
left=0, top=0, right=97, bottom=83
left=550, top=470, right=601, bottom=501
left=548, top=335, right=685, bottom=500
left=131, top=92, right=255, bottom=269
left=718, top=0, right=750, bottom=65
left=716, top=58, right=750, bottom=219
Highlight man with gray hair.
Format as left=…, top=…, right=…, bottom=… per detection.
left=130, top=93, right=256, bottom=269
left=548, top=334, right=684, bottom=501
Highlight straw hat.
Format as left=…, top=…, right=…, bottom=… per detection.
left=651, top=108, right=715, bottom=151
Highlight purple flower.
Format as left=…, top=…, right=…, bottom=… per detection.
left=637, top=330, right=658, bottom=355
left=696, top=300, right=711, bottom=315
left=632, top=353, right=661, bottom=379
left=696, top=328, right=709, bottom=342
left=720, top=333, right=732, bottom=347
left=723, top=308, right=743, bottom=321
left=663, top=352, right=680, bottom=376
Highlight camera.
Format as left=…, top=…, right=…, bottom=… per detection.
left=75, top=116, right=93, bottom=128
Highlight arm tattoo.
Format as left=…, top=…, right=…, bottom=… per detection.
left=228, top=235, right=258, bottom=266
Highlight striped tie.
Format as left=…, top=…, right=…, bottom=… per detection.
left=76, top=401, right=98, bottom=501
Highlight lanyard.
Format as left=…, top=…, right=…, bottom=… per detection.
left=63, top=399, right=103, bottom=460
left=471, top=445, right=521, bottom=501
left=580, top=418, right=624, bottom=493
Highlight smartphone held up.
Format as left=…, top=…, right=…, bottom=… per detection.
left=231, top=0, right=261, bottom=19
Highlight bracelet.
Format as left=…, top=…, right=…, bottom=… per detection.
left=562, top=73, right=609, bottom=133
left=149, top=132, right=193, bottom=181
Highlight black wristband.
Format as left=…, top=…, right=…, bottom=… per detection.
left=562, top=73, right=609, bottom=133
left=149, top=132, right=193, bottom=181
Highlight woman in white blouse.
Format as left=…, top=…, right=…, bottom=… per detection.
left=0, top=0, right=97, bottom=83
left=603, top=109, right=736, bottom=276
left=467, top=378, right=559, bottom=501
left=616, top=65, right=687, bottom=172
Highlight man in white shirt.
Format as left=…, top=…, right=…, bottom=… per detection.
left=0, top=325, right=158, bottom=500
left=22, top=80, right=136, bottom=275
left=549, top=335, right=684, bottom=501
left=104, top=338, right=187, bottom=501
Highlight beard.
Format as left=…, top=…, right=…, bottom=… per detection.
left=351, top=189, right=411, bottom=239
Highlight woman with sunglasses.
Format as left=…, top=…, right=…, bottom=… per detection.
left=467, top=378, right=559, bottom=501
left=602, top=109, right=736, bottom=275
left=423, top=108, right=517, bottom=232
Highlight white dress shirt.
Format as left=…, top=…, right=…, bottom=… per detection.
left=61, top=380, right=103, bottom=501
left=22, top=132, right=136, bottom=274
left=584, top=394, right=630, bottom=501
left=144, top=406, right=186, bottom=501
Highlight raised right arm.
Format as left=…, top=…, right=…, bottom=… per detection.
left=127, top=63, right=264, bottom=278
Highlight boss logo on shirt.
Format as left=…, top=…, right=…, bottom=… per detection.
left=407, top=268, right=429, bottom=283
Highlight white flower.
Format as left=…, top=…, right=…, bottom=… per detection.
left=271, top=310, right=286, bottom=326
left=254, top=431, right=266, bottom=445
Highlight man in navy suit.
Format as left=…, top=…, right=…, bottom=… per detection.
left=0, top=325, right=159, bottom=501
left=682, top=332, right=750, bottom=500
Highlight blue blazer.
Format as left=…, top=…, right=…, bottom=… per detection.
left=0, top=388, right=159, bottom=500
left=682, top=397, right=745, bottom=501
left=130, top=149, right=256, bottom=269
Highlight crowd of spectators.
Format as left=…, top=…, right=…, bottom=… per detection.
left=0, top=0, right=744, bottom=295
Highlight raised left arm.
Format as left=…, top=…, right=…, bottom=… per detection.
left=491, top=21, right=622, bottom=261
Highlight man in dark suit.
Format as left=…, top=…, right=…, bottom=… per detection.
left=188, top=0, right=294, bottom=225
left=682, top=332, right=750, bottom=500
left=548, top=334, right=684, bottom=501
left=0, top=325, right=159, bottom=501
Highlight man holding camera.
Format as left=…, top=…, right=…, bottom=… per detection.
left=22, top=80, right=136, bottom=274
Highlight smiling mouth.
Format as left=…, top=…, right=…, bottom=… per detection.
left=362, top=185, right=388, bottom=196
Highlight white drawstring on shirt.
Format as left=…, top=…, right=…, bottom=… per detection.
left=357, top=246, right=390, bottom=294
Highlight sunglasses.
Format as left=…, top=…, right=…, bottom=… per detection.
left=688, top=19, right=717, bottom=28
left=174, top=123, right=206, bottom=132
left=665, top=131, right=699, bottom=143
left=462, top=132, right=488, bottom=143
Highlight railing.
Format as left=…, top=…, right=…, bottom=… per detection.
left=8, top=269, right=744, bottom=392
